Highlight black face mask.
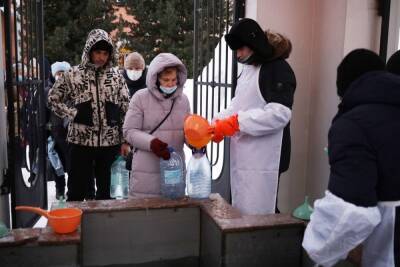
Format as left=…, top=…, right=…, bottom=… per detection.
left=237, top=53, right=256, bottom=65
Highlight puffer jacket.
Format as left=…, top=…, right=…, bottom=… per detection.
left=123, top=53, right=191, bottom=197
left=48, top=29, right=129, bottom=147
left=303, top=71, right=400, bottom=267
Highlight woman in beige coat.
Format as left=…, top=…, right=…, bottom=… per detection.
left=123, top=53, right=191, bottom=198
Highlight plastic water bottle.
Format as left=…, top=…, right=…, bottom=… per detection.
left=160, top=147, right=185, bottom=199
left=0, top=220, right=9, bottom=238
left=186, top=148, right=211, bottom=199
left=52, top=196, right=66, bottom=210
left=110, top=155, right=129, bottom=199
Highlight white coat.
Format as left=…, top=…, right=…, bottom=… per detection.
left=215, top=64, right=291, bottom=215
left=123, top=53, right=190, bottom=198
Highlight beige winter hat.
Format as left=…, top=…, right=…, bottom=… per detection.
left=124, top=52, right=145, bottom=69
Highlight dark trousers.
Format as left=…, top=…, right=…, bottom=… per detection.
left=67, top=144, right=119, bottom=201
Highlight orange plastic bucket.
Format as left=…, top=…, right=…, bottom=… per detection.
left=16, top=206, right=82, bottom=234
left=184, top=114, right=212, bottom=149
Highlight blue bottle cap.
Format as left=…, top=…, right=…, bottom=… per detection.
left=168, top=147, right=174, bottom=153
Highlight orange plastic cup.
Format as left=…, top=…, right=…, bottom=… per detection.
left=16, top=206, right=82, bottom=234
left=184, top=114, right=212, bottom=149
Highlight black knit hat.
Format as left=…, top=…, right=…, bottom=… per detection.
left=387, top=50, right=400, bottom=75
left=225, top=18, right=274, bottom=60
left=90, top=40, right=113, bottom=55
left=336, top=49, right=385, bottom=97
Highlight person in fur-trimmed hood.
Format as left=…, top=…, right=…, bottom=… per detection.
left=48, top=29, right=130, bottom=201
left=209, top=18, right=296, bottom=215
left=123, top=53, right=190, bottom=198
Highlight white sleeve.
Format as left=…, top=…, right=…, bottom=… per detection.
left=238, top=102, right=291, bottom=136
left=213, top=97, right=238, bottom=121
left=302, top=191, right=381, bottom=267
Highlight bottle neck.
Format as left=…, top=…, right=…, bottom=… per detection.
left=191, top=147, right=206, bottom=155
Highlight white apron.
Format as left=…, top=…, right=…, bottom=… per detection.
left=218, top=64, right=290, bottom=215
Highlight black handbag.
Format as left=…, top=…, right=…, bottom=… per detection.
left=126, top=99, right=176, bottom=170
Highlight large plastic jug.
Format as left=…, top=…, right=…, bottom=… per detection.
left=0, top=220, right=9, bottom=238
left=52, top=196, right=66, bottom=210
left=160, top=147, right=185, bottom=199
left=110, top=156, right=129, bottom=199
left=186, top=148, right=211, bottom=199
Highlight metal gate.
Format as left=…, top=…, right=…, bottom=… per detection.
left=3, top=0, right=47, bottom=228
left=193, top=0, right=244, bottom=202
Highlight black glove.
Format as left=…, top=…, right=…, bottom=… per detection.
left=150, top=138, right=170, bottom=160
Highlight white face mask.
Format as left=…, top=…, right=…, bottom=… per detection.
left=159, top=85, right=177, bottom=95
left=126, top=69, right=143, bottom=81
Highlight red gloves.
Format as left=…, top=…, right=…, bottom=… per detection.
left=210, top=114, right=240, bottom=143
left=210, top=129, right=224, bottom=143
left=150, top=138, right=170, bottom=160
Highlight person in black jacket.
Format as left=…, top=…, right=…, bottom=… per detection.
left=46, top=61, right=71, bottom=199
left=303, top=49, right=400, bottom=267
left=209, top=18, right=296, bottom=215
left=387, top=50, right=400, bottom=75
left=123, top=52, right=147, bottom=97
left=122, top=52, right=148, bottom=170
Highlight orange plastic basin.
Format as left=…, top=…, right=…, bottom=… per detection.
left=16, top=206, right=82, bottom=234
left=184, top=114, right=212, bottom=149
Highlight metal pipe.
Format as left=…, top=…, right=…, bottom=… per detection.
left=4, top=0, right=17, bottom=229
left=211, top=0, right=216, bottom=119
left=36, top=0, right=47, bottom=209
left=379, top=0, right=391, bottom=61
left=199, top=0, right=204, bottom=116
left=217, top=0, right=222, bottom=113
left=205, top=0, right=210, bottom=119
left=193, top=0, right=199, bottom=114
left=224, top=0, right=229, bottom=108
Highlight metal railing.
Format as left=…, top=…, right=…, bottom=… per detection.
left=192, top=0, right=244, bottom=201
left=4, top=0, right=47, bottom=228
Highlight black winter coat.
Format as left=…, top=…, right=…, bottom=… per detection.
left=328, top=71, right=400, bottom=207
left=123, top=68, right=147, bottom=97
left=259, top=60, right=296, bottom=174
